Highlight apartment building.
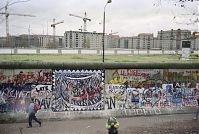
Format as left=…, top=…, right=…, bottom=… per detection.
left=137, top=33, right=154, bottom=50
left=64, top=31, right=110, bottom=49
left=0, top=35, right=39, bottom=48
left=132, top=36, right=139, bottom=49
left=24, top=34, right=63, bottom=48
left=107, top=35, right=120, bottom=48
left=119, top=37, right=130, bottom=49
left=0, top=29, right=197, bottom=50
left=157, top=29, right=191, bottom=50
left=0, top=35, right=63, bottom=48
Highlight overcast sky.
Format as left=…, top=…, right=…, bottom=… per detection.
left=0, top=0, right=198, bottom=37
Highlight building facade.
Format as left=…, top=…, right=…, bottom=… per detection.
left=64, top=31, right=110, bottom=49
left=0, top=35, right=63, bottom=48
left=137, top=33, right=154, bottom=50
left=157, top=29, right=191, bottom=50
left=107, top=35, right=120, bottom=48
left=0, top=29, right=197, bottom=50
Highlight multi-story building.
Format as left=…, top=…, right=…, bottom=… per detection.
left=119, top=37, right=129, bottom=49
left=137, top=33, right=154, bottom=50
left=0, top=36, right=39, bottom=48
left=132, top=36, right=139, bottom=49
left=20, top=34, right=63, bottom=48
left=153, top=37, right=159, bottom=49
left=0, top=37, right=7, bottom=48
left=157, top=29, right=191, bottom=50
left=0, top=35, right=63, bottom=48
left=107, top=35, right=120, bottom=48
left=0, top=29, right=197, bottom=51
left=64, top=31, right=109, bottom=49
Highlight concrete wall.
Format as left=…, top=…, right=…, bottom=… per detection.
left=0, top=68, right=198, bottom=122
left=0, top=48, right=199, bottom=55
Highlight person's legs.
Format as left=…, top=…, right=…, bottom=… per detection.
left=28, top=113, right=33, bottom=127
left=195, top=107, right=199, bottom=119
left=108, top=128, right=118, bottom=134
left=32, top=114, right=41, bottom=126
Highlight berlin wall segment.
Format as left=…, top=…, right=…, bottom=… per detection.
left=0, top=68, right=198, bottom=121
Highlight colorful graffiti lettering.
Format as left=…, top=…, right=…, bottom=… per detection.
left=0, top=69, right=52, bottom=113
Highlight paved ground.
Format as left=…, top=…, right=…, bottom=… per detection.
left=0, top=113, right=199, bottom=134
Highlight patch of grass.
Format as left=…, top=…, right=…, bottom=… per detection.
left=0, top=54, right=198, bottom=63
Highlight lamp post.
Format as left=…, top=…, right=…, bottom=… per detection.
left=102, top=0, right=112, bottom=62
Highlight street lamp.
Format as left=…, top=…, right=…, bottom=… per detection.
left=102, top=0, right=112, bottom=62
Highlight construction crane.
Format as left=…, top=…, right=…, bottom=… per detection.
left=69, top=12, right=91, bottom=48
left=50, top=18, right=64, bottom=47
left=0, top=0, right=35, bottom=47
left=69, top=12, right=91, bottom=32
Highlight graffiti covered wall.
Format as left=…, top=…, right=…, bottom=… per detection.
left=0, top=69, right=52, bottom=112
left=105, top=69, right=199, bottom=109
left=0, top=69, right=198, bottom=113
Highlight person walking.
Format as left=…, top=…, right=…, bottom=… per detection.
left=27, top=98, right=41, bottom=128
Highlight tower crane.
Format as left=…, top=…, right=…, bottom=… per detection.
left=69, top=12, right=91, bottom=48
left=50, top=18, right=64, bottom=47
left=0, top=0, right=35, bottom=47
left=69, top=12, right=91, bottom=32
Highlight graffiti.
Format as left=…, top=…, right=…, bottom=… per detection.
left=105, top=84, right=126, bottom=109
left=0, top=84, right=52, bottom=112
left=107, top=69, right=163, bottom=89
left=105, top=85, right=198, bottom=109
left=0, top=69, right=52, bottom=113
left=163, top=69, right=199, bottom=83
left=31, top=85, right=52, bottom=110
left=0, top=69, right=52, bottom=85
left=111, top=69, right=162, bottom=82
left=0, top=68, right=198, bottom=114
left=109, top=78, right=127, bottom=84
left=53, top=70, right=104, bottom=111
left=0, top=85, right=32, bottom=112
left=125, top=108, right=162, bottom=115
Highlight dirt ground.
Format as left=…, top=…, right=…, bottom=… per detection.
left=0, top=114, right=199, bottom=134
left=119, top=120, right=199, bottom=134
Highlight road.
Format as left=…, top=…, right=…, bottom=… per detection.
left=0, top=113, right=199, bottom=134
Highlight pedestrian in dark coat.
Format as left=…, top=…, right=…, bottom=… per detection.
left=27, top=98, right=41, bottom=128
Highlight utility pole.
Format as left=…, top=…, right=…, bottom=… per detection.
left=28, top=24, right=30, bottom=48
left=5, top=1, right=9, bottom=47
left=102, top=0, right=112, bottom=62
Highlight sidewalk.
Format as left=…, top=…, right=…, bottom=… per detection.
left=0, top=113, right=198, bottom=134
left=0, top=107, right=197, bottom=123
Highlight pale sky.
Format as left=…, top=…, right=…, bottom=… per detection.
left=0, top=0, right=198, bottom=37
